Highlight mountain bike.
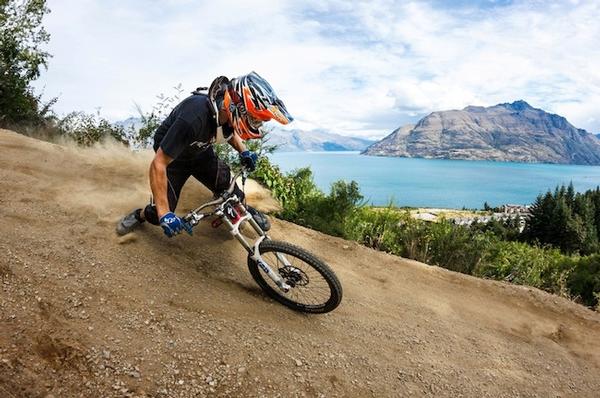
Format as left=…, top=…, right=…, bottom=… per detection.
left=182, top=168, right=343, bottom=314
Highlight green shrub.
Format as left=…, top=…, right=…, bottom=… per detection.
left=475, top=240, right=568, bottom=294
left=344, top=207, right=403, bottom=252
left=252, top=158, right=321, bottom=220
left=565, top=254, right=600, bottom=308
left=426, top=221, right=494, bottom=274
left=56, top=111, right=126, bottom=146
left=294, top=180, right=364, bottom=237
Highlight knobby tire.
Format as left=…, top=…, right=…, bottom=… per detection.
left=247, top=240, right=343, bottom=313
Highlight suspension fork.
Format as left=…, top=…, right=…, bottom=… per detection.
left=243, top=212, right=293, bottom=267
left=219, top=212, right=291, bottom=292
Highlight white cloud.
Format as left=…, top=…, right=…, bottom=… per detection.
left=33, top=0, right=600, bottom=138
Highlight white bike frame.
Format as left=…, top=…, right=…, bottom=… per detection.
left=183, top=170, right=292, bottom=292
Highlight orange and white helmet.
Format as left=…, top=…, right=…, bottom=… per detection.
left=223, top=71, right=293, bottom=140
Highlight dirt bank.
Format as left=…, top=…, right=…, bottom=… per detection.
left=1, top=129, right=599, bottom=397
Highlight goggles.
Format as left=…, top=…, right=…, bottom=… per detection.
left=247, top=114, right=265, bottom=131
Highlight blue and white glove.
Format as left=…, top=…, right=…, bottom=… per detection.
left=240, top=150, right=258, bottom=171
left=159, top=212, right=192, bottom=238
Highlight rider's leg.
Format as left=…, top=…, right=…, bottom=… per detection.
left=190, top=147, right=245, bottom=199
left=143, top=160, right=192, bottom=225
left=117, top=158, right=195, bottom=235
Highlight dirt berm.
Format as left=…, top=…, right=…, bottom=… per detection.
left=1, top=129, right=599, bottom=398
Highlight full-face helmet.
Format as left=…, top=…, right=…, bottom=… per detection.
left=223, top=72, right=293, bottom=140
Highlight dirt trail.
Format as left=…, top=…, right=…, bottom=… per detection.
left=1, top=129, right=599, bottom=398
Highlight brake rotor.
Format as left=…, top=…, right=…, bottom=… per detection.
left=279, top=266, right=309, bottom=287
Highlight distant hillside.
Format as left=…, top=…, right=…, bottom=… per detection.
left=364, top=100, right=600, bottom=165
left=114, top=116, right=143, bottom=130
left=267, top=128, right=373, bottom=152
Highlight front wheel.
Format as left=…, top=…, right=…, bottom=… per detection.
left=248, top=240, right=343, bottom=313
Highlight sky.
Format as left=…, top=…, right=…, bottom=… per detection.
left=33, top=0, right=600, bottom=139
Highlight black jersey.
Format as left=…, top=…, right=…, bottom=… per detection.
left=153, top=94, right=217, bottom=160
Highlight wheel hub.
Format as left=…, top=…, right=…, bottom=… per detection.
left=279, top=266, right=309, bottom=287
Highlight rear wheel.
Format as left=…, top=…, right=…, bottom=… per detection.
left=248, top=240, right=342, bottom=313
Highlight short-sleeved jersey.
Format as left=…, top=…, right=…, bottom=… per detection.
left=153, top=94, right=217, bottom=160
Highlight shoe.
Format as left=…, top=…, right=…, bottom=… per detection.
left=116, top=208, right=144, bottom=236
left=246, top=206, right=271, bottom=231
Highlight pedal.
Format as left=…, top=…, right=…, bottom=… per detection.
left=211, top=218, right=223, bottom=228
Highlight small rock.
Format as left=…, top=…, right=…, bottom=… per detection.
left=128, top=370, right=141, bottom=378
left=295, top=359, right=303, bottom=367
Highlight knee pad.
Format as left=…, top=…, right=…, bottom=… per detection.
left=143, top=204, right=160, bottom=225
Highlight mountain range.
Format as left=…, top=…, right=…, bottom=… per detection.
left=363, top=100, right=600, bottom=165
left=266, top=128, right=374, bottom=152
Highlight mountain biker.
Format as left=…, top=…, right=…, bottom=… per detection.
left=116, top=71, right=293, bottom=237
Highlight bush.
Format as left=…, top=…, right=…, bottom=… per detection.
left=475, top=241, right=568, bottom=294
left=253, top=159, right=320, bottom=219
left=566, top=254, right=600, bottom=308
left=345, top=209, right=491, bottom=274
left=344, top=207, right=403, bottom=252
left=293, top=180, right=364, bottom=237
left=56, top=111, right=126, bottom=146
left=426, top=221, right=494, bottom=274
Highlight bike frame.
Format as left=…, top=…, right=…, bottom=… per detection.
left=182, top=169, right=292, bottom=292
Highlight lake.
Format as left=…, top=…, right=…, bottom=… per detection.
left=269, top=152, right=600, bottom=209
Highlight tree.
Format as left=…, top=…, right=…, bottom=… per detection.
left=524, top=191, right=555, bottom=244
left=524, top=184, right=600, bottom=255
left=0, top=0, right=51, bottom=125
left=566, top=181, right=575, bottom=207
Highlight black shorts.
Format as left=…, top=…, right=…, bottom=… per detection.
left=143, top=147, right=244, bottom=225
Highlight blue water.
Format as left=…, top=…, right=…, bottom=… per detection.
left=269, top=152, right=600, bottom=208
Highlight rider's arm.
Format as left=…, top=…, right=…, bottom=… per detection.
left=228, top=132, right=247, bottom=153
left=149, top=148, right=173, bottom=218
